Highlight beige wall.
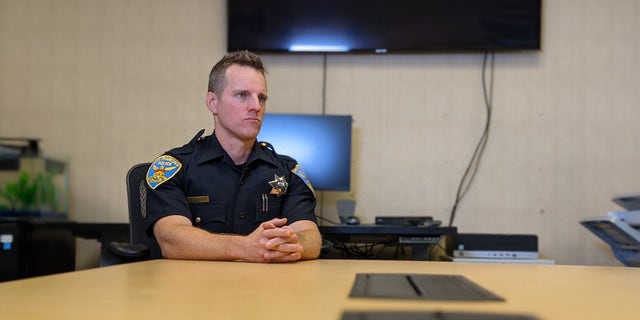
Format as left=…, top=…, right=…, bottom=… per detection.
left=2, top=0, right=639, bottom=267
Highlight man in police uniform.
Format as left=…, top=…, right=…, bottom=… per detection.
left=144, top=51, right=321, bottom=262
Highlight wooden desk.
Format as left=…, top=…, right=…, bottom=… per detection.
left=1, top=259, right=638, bottom=319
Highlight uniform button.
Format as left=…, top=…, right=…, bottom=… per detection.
left=239, top=212, right=246, bottom=219
left=195, top=217, right=202, bottom=223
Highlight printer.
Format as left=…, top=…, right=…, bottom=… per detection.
left=581, top=194, right=640, bottom=267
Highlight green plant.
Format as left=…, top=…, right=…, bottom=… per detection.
left=0, top=170, right=59, bottom=213
left=34, top=169, right=59, bottom=212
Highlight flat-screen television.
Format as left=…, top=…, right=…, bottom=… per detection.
left=257, top=114, right=352, bottom=191
left=227, top=0, right=542, bottom=53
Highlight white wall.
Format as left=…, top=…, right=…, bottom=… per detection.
left=2, top=0, right=639, bottom=267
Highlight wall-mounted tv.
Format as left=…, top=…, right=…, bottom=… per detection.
left=227, top=0, right=542, bottom=53
left=257, top=114, right=352, bottom=191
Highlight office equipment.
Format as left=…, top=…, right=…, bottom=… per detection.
left=0, top=217, right=135, bottom=282
left=227, top=0, right=542, bottom=53
left=350, top=273, right=503, bottom=301
left=612, top=193, right=640, bottom=210
left=375, top=216, right=440, bottom=227
left=0, top=216, right=75, bottom=282
left=337, top=199, right=359, bottom=225
left=581, top=210, right=640, bottom=267
left=453, top=233, right=539, bottom=259
left=319, top=225, right=456, bottom=260
left=258, top=114, right=352, bottom=191
left=448, top=257, right=555, bottom=265
left=1, top=259, right=639, bottom=319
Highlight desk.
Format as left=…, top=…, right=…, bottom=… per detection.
left=2, top=259, right=637, bottom=319
left=320, top=225, right=456, bottom=260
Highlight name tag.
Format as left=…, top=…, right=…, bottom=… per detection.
left=187, top=196, right=209, bottom=204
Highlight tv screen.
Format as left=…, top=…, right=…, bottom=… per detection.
left=257, top=114, right=352, bottom=191
left=227, top=0, right=542, bottom=53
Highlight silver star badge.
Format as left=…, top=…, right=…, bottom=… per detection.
left=268, top=174, right=288, bottom=197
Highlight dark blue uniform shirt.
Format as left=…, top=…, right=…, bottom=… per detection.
left=145, top=130, right=317, bottom=237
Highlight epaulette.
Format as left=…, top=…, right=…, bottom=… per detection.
left=189, top=129, right=206, bottom=145
left=258, top=141, right=276, bottom=153
left=259, top=141, right=298, bottom=162
left=170, top=129, right=206, bottom=155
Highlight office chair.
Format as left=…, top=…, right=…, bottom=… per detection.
left=105, top=163, right=160, bottom=265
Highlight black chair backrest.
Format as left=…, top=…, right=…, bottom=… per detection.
left=126, top=163, right=163, bottom=259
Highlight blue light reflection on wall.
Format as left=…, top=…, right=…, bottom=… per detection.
left=289, top=45, right=350, bottom=52
left=258, top=114, right=352, bottom=191
left=288, top=33, right=352, bottom=52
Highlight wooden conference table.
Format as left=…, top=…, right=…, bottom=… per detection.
left=1, top=259, right=638, bottom=319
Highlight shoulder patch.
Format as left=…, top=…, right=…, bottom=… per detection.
left=292, top=164, right=315, bottom=197
left=147, top=155, right=182, bottom=190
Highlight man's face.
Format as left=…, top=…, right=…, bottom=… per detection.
left=208, top=64, right=268, bottom=143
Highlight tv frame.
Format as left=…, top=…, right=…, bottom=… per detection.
left=227, top=0, right=542, bottom=54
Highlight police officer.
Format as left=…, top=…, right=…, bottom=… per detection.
left=144, top=51, right=321, bottom=262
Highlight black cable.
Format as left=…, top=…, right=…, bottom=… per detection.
left=317, top=53, right=328, bottom=223
left=316, top=191, right=324, bottom=224
left=316, top=214, right=341, bottom=225
left=322, top=53, right=328, bottom=115
left=448, top=51, right=495, bottom=227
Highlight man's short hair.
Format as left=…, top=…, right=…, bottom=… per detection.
left=207, top=50, right=266, bottom=94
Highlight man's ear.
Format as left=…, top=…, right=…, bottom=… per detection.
left=205, top=91, right=218, bottom=115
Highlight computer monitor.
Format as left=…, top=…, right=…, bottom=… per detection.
left=258, top=113, right=352, bottom=191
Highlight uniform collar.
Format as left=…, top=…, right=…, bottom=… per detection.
left=196, top=133, right=278, bottom=167
left=195, top=133, right=226, bottom=164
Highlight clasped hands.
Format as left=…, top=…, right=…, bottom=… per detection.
left=247, top=217, right=303, bottom=263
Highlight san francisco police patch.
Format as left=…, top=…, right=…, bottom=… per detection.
left=292, top=164, right=315, bottom=197
left=147, top=155, right=182, bottom=189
